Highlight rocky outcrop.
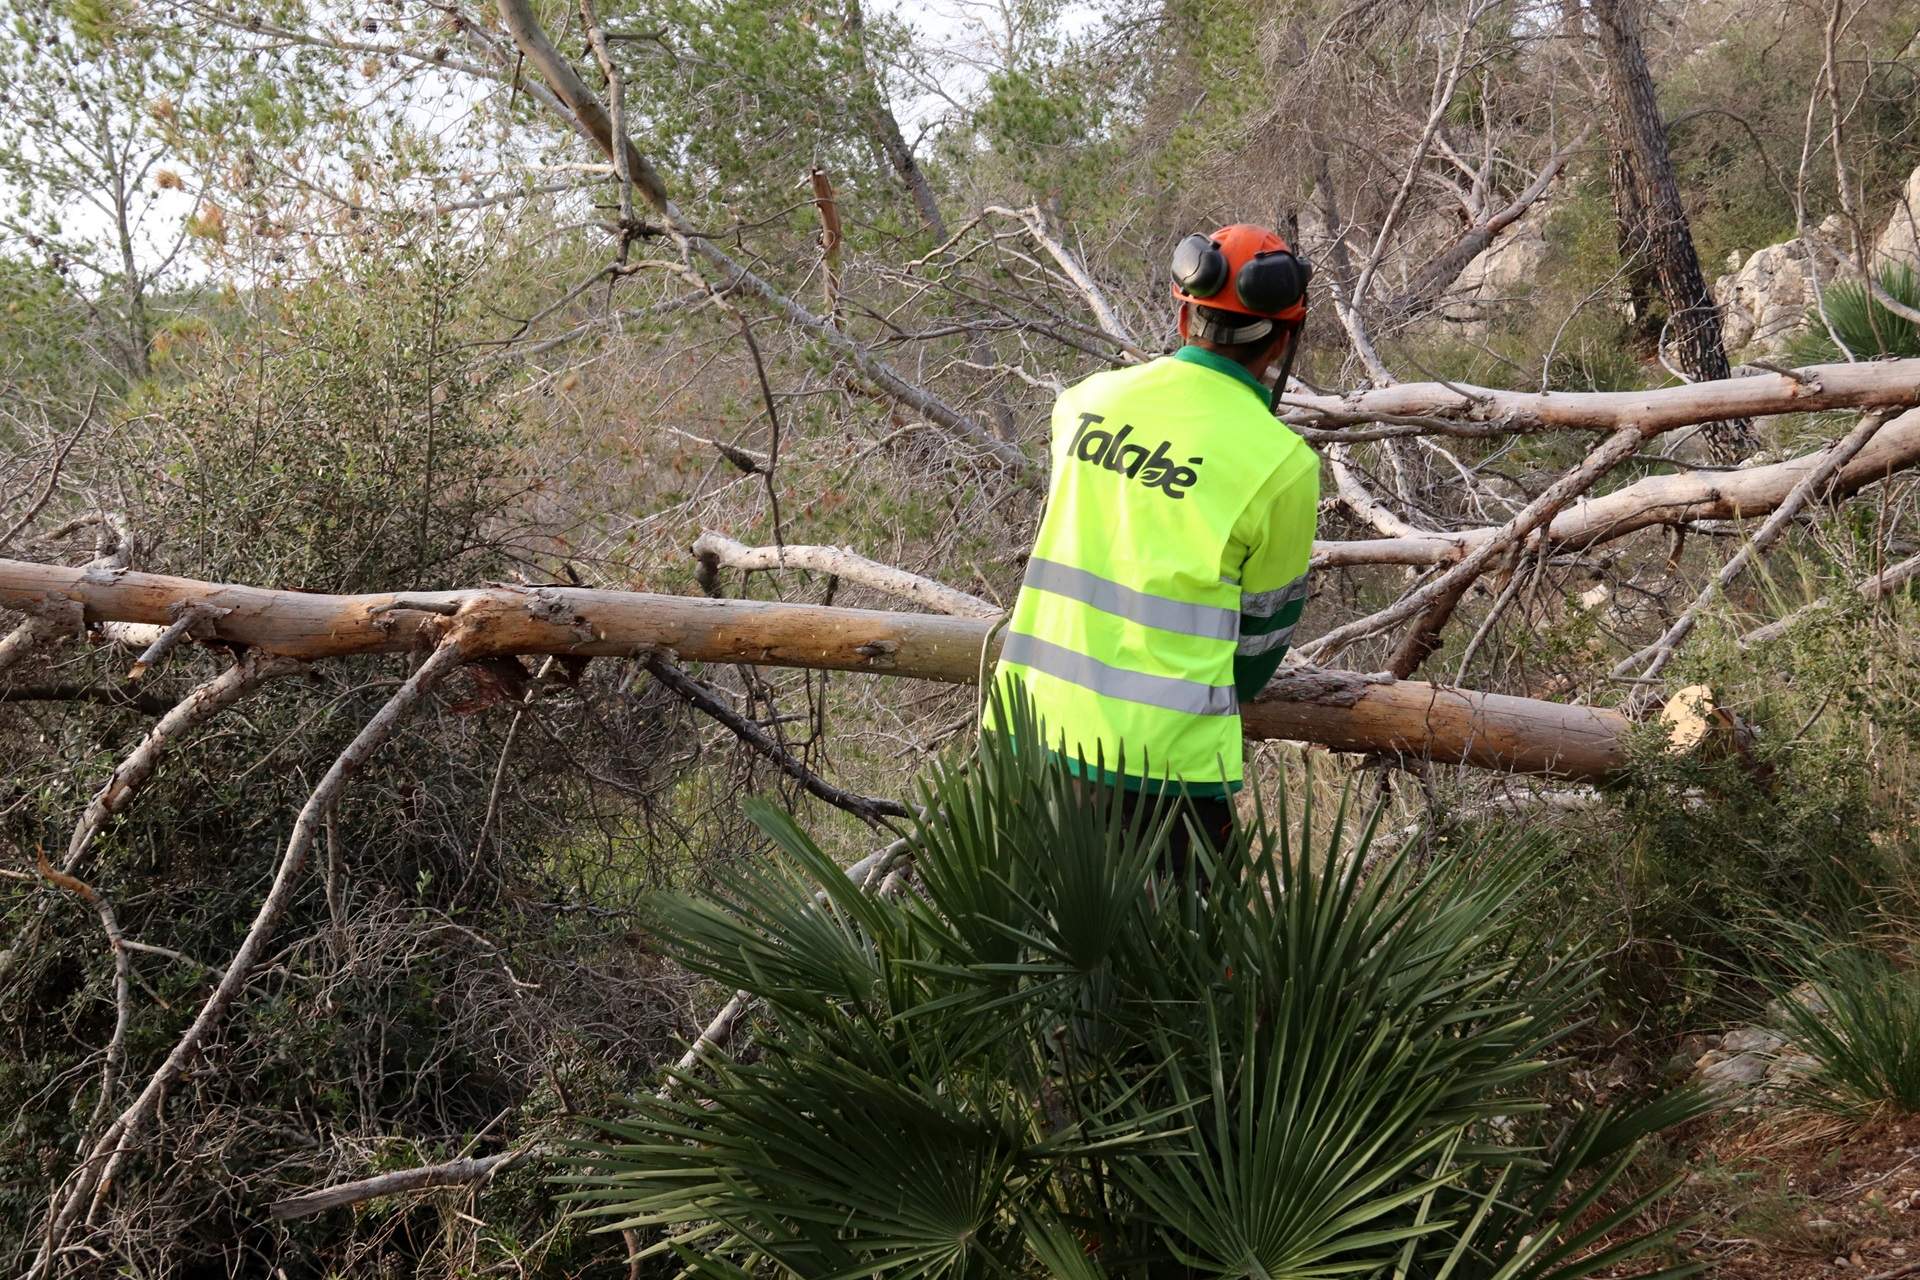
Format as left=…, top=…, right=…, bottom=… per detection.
left=1425, top=202, right=1555, bottom=333
left=1716, top=242, right=1811, bottom=356
left=1875, top=164, right=1920, bottom=269
left=1710, top=161, right=1920, bottom=357
left=1714, top=163, right=1920, bottom=358
left=1712, top=215, right=1848, bottom=358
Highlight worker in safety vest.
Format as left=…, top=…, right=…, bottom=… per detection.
left=992, top=224, right=1320, bottom=866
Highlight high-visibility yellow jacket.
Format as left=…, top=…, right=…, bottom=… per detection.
left=993, top=346, right=1320, bottom=795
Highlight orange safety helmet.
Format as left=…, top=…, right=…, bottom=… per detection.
left=1171, top=224, right=1312, bottom=343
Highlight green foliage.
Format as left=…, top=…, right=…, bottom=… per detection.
left=1788, top=264, right=1920, bottom=363
left=609, top=0, right=909, bottom=229
left=1549, top=546, right=1920, bottom=1031
left=1658, top=1, right=1920, bottom=270
left=563, top=691, right=1705, bottom=1277
left=1765, top=937, right=1920, bottom=1114
left=0, top=255, right=95, bottom=405
left=116, top=242, right=532, bottom=591
left=975, top=60, right=1114, bottom=203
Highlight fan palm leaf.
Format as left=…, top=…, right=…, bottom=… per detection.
left=564, top=686, right=1698, bottom=1279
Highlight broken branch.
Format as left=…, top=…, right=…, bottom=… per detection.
left=692, top=530, right=999, bottom=617
left=643, top=654, right=909, bottom=827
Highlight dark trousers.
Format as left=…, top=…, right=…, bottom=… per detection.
left=1112, top=786, right=1235, bottom=883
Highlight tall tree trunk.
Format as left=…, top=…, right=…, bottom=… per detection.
left=102, top=105, right=152, bottom=382
left=1606, top=123, right=1661, bottom=343
left=1589, top=0, right=1753, bottom=461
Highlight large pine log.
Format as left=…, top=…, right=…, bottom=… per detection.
left=0, top=558, right=1631, bottom=780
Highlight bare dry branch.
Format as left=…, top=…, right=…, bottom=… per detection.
left=1305, top=423, right=1655, bottom=662
left=1617, top=410, right=1895, bottom=678
left=32, top=634, right=472, bottom=1272
left=1285, top=357, right=1920, bottom=433
left=1315, top=406, right=1920, bottom=568
left=269, top=1151, right=521, bottom=1221
left=642, top=654, right=910, bottom=827
left=985, top=205, right=1144, bottom=356
left=1741, top=550, right=1920, bottom=646
left=693, top=530, right=998, bottom=617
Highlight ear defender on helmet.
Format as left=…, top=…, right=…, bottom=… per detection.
left=1171, top=231, right=1312, bottom=319
left=1171, top=233, right=1232, bottom=300
left=1235, top=249, right=1312, bottom=316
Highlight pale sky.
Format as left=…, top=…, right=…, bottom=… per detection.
left=5, top=0, right=1116, bottom=281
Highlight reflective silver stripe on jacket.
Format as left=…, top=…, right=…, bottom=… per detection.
left=1235, top=623, right=1297, bottom=657
left=1001, top=631, right=1238, bottom=716
left=1023, top=557, right=1238, bottom=641
left=1241, top=572, right=1310, bottom=619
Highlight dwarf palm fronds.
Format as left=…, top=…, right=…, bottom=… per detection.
left=1789, top=263, right=1920, bottom=362
left=564, top=691, right=1705, bottom=1278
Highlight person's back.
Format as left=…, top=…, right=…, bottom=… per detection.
left=992, top=224, right=1321, bottom=860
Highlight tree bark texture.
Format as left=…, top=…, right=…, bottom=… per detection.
left=1588, top=0, right=1754, bottom=460
left=1315, top=404, right=1920, bottom=568
left=0, top=559, right=1632, bottom=781
left=1606, top=116, right=1662, bottom=341
left=1286, top=357, right=1920, bottom=437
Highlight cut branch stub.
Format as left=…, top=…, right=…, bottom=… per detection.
left=1661, top=685, right=1716, bottom=752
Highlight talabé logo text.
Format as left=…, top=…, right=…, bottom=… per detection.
left=1064, top=413, right=1202, bottom=500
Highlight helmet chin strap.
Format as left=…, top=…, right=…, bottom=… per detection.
left=1268, top=328, right=1301, bottom=416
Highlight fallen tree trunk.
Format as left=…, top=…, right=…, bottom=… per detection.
left=0, top=558, right=1633, bottom=780
left=1285, top=357, right=1920, bottom=435
left=1316, top=405, right=1920, bottom=568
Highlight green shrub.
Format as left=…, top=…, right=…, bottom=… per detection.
left=564, top=692, right=1706, bottom=1278
left=1767, top=941, right=1920, bottom=1114
left=114, top=242, right=535, bottom=592
left=1788, top=264, right=1920, bottom=363
left=1540, top=555, right=1920, bottom=1032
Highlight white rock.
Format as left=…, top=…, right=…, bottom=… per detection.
left=1457, top=227, right=1552, bottom=300
left=1766, top=980, right=1830, bottom=1026
left=1429, top=201, right=1556, bottom=334
left=1697, top=1050, right=1771, bottom=1089
left=1720, top=1026, right=1787, bottom=1056
left=1766, top=1048, right=1821, bottom=1082
left=1874, top=164, right=1920, bottom=269
left=1714, top=241, right=1815, bottom=358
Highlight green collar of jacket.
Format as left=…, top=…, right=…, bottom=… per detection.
left=1171, top=345, right=1275, bottom=410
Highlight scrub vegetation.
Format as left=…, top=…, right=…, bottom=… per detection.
left=3, top=0, right=1920, bottom=1276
